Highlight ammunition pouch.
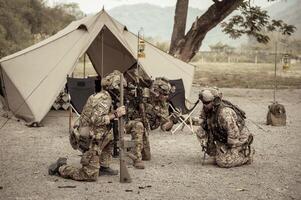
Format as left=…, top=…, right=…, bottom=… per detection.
left=69, top=126, right=92, bottom=153
left=78, top=126, right=92, bottom=153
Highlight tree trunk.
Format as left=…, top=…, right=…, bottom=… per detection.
left=169, top=0, right=189, bottom=55
left=170, top=0, right=244, bottom=62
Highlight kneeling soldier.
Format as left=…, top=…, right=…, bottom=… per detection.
left=196, top=87, right=254, bottom=168
left=49, top=70, right=126, bottom=181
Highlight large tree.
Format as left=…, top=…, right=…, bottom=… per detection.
left=169, top=0, right=295, bottom=62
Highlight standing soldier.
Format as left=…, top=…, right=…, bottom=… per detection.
left=48, top=70, right=126, bottom=181
left=126, top=77, right=174, bottom=169
left=196, top=87, right=254, bottom=168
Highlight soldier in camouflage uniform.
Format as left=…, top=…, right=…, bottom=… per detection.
left=146, top=77, right=174, bottom=132
left=125, top=77, right=174, bottom=169
left=125, top=80, right=151, bottom=170
left=48, top=70, right=126, bottom=181
left=196, top=87, right=254, bottom=168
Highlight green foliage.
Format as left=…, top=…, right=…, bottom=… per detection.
left=221, top=1, right=296, bottom=44
left=0, top=0, right=83, bottom=58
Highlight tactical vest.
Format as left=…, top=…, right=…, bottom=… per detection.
left=145, top=103, right=161, bottom=130
left=125, top=92, right=141, bottom=121
left=207, top=100, right=246, bottom=144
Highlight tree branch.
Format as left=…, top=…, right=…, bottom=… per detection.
left=169, top=0, right=189, bottom=54
left=173, top=0, right=244, bottom=62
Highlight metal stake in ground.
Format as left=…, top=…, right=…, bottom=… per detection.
left=273, top=41, right=277, bottom=103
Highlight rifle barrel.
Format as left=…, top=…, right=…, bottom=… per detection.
left=119, top=74, right=132, bottom=183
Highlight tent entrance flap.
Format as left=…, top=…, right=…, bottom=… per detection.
left=87, top=25, right=136, bottom=77
left=67, top=77, right=97, bottom=114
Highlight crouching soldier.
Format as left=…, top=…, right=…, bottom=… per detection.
left=146, top=77, right=174, bottom=132
left=125, top=80, right=151, bottom=170
left=48, top=70, right=126, bottom=181
left=196, top=87, right=254, bottom=168
left=125, top=77, right=174, bottom=169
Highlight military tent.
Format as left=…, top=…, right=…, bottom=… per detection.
left=0, top=9, right=195, bottom=123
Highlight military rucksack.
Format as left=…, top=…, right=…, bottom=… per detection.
left=209, top=99, right=246, bottom=144
left=267, top=102, right=286, bottom=126
left=221, top=99, right=246, bottom=129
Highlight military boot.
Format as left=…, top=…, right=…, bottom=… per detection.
left=99, top=166, right=119, bottom=176
left=48, top=157, right=67, bottom=175
left=133, top=160, right=145, bottom=169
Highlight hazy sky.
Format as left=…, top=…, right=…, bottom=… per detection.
left=49, top=0, right=274, bottom=14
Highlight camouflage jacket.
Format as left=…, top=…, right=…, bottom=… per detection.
left=79, top=91, right=112, bottom=137
left=145, top=98, right=169, bottom=130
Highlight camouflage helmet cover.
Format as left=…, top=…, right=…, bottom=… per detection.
left=151, top=77, right=173, bottom=95
left=199, top=87, right=222, bottom=102
left=101, top=70, right=127, bottom=90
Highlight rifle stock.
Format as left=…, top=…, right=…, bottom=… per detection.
left=112, top=119, right=119, bottom=157
left=119, top=74, right=132, bottom=183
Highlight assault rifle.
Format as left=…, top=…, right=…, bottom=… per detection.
left=112, top=119, right=119, bottom=157
left=201, top=122, right=214, bottom=165
left=118, top=73, right=133, bottom=183
left=126, top=69, right=151, bottom=131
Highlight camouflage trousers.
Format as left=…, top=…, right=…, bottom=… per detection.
left=126, top=120, right=151, bottom=161
left=214, top=142, right=254, bottom=168
left=196, top=128, right=254, bottom=168
left=58, top=133, right=113, bottom=181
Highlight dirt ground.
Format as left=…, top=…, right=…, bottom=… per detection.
left=0, top=87, right=300, bottom=200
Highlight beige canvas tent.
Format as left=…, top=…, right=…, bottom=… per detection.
left=0, top=9, right=195, bottom=123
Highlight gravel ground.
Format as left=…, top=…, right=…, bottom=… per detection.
left=0, top=87, right=301, bottom=200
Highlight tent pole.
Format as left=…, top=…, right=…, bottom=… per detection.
left=83, top=53, right=86, bottom=78
left=101, top=30, right=104, bottom=87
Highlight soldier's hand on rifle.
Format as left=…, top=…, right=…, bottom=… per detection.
left=115, top=106, right=126, bottom=117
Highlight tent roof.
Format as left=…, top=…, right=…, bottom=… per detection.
left=0, top=10, right=195, bottom=123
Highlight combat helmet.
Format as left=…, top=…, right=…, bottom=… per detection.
left=151, top=77, right=173, bottom=96
left=101, top=70, right=127, bottom=91
left=199, top=87, right=222, bottom=105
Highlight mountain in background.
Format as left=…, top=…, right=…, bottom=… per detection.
left=108, top=1, right=301, bottom=50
